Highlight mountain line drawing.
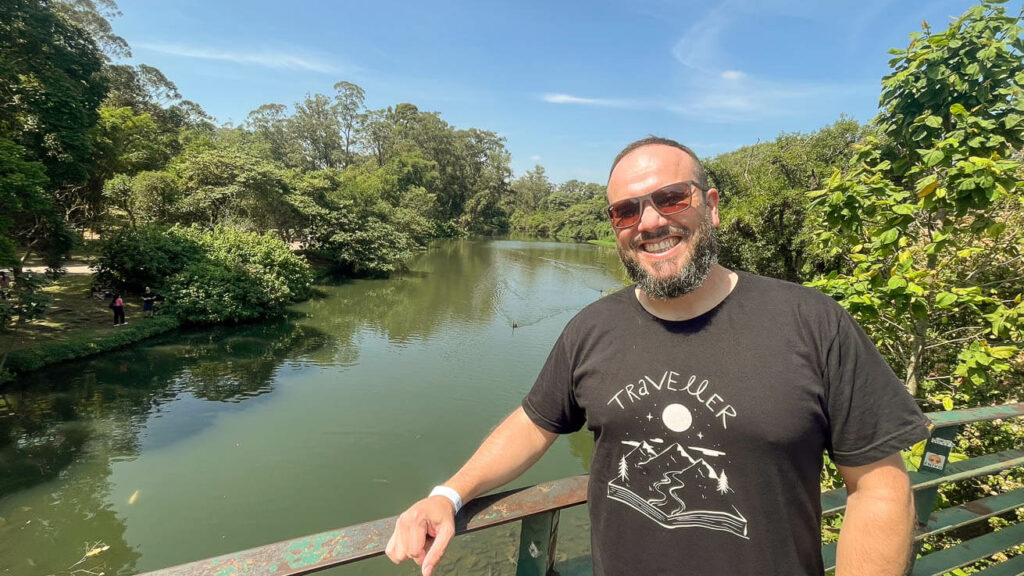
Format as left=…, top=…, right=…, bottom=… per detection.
left=608, top=440, right=749, bottom=539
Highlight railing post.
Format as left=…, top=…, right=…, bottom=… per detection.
left=516, top=510, right=561, bottom=576
left=906, top=425, right=960, bottom=575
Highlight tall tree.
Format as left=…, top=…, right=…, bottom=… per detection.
left=289, top=93, right=344, bottom=171
left=333, top=81, right=365, bottom=167
left=808, top=1, right=1024, bottom=408
left=0, top=0, right=107, bottom=268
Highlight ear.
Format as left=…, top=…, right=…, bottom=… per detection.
left=705, top=188, right=721, bottom=227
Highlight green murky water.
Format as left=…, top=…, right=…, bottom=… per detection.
left=0, top=240, right=623, bottom=576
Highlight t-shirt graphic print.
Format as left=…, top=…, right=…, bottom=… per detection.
left=607, top=396, right=747, bottom=539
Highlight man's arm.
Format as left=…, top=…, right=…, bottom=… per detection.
left=385, top=406, right=559, bottom=576
left=835, top=453, right=917, bottom=576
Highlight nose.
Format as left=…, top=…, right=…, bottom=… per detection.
left=636, top=199, right=668, bottom=232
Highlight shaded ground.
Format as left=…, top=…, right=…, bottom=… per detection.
left=1, top=273, right=155, bottom=356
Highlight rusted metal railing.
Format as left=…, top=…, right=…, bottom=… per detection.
left=141, top=403, right=1024, bottom=576
left=139, top=476, right=587, bottom=576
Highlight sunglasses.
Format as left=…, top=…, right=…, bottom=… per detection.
left=605, top=180, right=704, bottom=229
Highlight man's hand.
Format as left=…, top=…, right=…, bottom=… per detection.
left=386, top=495, right=457, bottom=576
left=385, top=408, right=558, bottom=575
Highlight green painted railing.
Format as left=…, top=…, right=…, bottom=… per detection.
left=141, top=403, right=1024, bottom=576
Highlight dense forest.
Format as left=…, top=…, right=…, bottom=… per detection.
left=2, top=0, right=1023, bottom=417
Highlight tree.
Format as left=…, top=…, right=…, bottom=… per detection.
left=708, top=118, right=863, bottom=282
left=333, top=81, right=365, bottom=167
left=246, top=103, right=297, bottom=166
left=0, top=0, right=105, bottom=269
left=290, top=93, right=343, bottom=171
left=808, top=1, right=1024, bottom=409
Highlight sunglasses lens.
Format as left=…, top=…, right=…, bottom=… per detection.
left=652, top=184, right=693, bottom=214
left=608, top=201, right=641, bottom=228
left=606, top=182, right=697, bottom=228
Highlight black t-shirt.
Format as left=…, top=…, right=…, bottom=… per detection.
left=523, top=272, right=930, bottom=575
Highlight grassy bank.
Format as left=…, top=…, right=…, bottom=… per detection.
left=588, top=238, right=617, bottom=248
left=1, top=274, right=181, bottom=382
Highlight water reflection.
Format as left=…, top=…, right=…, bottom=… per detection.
left=0, top=320, right=329, bottom=575
left=0, top=239, right=620, bottom=576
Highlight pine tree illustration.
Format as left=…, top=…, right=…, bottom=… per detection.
left=618, top=456, right=629, bottom=481
left=716, top=470, right=731, bottom=494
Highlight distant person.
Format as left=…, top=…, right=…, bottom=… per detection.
left=0, top=271, right=9, bottom=299
left=110, top=293, right=126, bottom=326
left=142, top=287, right=157, bottom=318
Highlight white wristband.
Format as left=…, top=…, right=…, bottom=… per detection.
left=429, top=485, right=463, bottom=514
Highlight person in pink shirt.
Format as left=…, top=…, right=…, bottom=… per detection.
left=109, top=293, right=126, bottom=326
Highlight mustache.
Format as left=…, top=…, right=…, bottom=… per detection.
left=629, top=226, right=691, bottom=249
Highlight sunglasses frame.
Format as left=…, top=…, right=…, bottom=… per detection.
left=605, top=180, right=705, bottom=229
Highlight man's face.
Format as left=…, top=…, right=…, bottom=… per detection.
left=607, top=145, right=721, bottom=300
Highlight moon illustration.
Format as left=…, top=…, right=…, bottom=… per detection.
left=662, top=403, right=693, bottom=432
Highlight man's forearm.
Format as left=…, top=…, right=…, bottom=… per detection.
left=443, top=407, right=558, bottom=503
left=835, top=485, right=916, bottom=575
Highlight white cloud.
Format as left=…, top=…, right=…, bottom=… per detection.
left=665, top=3, right=865, bottom=121
left=541, top=93, right=639, bottom=108
left=135, top=42, right=342, bottom=74
left=530, top=155, right=542, bottom=161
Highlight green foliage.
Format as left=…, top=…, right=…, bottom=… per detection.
left=95, top=224, right=312, bottom=324
left=0, top=138, right=49, bottom=266
left=172, top=226, right=312, bottom=303
left=170, top=135, right=297, bottom=232
left=807, top=1, right=1024, bottom=407
left=709, top=118, right=864, bottom=282
left=94, top=225, right=200, bottom=291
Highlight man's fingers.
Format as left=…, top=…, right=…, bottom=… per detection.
left=385, top=512, right=428, bottom=565
left=421, top=521, right=455, bottom=576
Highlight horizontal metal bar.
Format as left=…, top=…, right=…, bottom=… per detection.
left=139, top=475, right=588, bottom=576
left=822, top=449, right=1024, bottom=519
left=910, top=450, right=1024, bottom=491
left=822, top=487, right=847, bottom=517
left=926, top=403, right=1024, bottom=430
left=912, top=521, right=1024, bottom=576
left=917, top=489, right=1024, bottom=541
left=972, top=552, right=1024, bottom=576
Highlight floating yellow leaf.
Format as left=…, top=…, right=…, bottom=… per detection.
left=85, top=544, right=110, bottom=558
left=128, top=490, right=140, bottom=505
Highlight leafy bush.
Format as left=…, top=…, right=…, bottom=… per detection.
left=174, top=226, right=312, bottom=302
left=166, top=226, right=313, bottom=324
left=167, top=261, right=271, bottom=324
left=95, top=224, right=312, bottom=325
left=94, top=225, right=200, bottom=292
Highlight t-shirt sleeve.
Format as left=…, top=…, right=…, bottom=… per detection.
left=824, top=310, right=932, bottom=467
left=522, top=324, right=586, bottom=435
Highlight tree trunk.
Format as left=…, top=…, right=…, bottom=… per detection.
left=905, top=318, right=929, bottom=397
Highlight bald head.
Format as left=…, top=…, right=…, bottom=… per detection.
left=608, top=136, right=708, bottom=191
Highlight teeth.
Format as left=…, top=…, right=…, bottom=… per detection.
left=643, top=238, right=680, bottom=253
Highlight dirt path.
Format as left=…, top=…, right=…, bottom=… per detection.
left=6, top=264, right=93, bottom=275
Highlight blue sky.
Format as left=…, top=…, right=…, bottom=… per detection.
left=114, top=0, right=991, bottom=184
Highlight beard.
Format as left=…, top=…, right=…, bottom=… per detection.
left=618, top=210, right=719, bottom=300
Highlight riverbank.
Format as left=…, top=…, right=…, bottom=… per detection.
left=0, top=274, right=181, bottom=383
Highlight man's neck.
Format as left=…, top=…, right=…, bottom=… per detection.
left=634, top=264, right=738, bottom=321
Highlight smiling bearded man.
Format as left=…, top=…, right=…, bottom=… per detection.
left=386, top=135, right=929, bottom=576
left=618, top=211, right=719, bottom=300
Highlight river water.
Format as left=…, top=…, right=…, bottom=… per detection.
left=0, top=239, right=625, bottom=576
